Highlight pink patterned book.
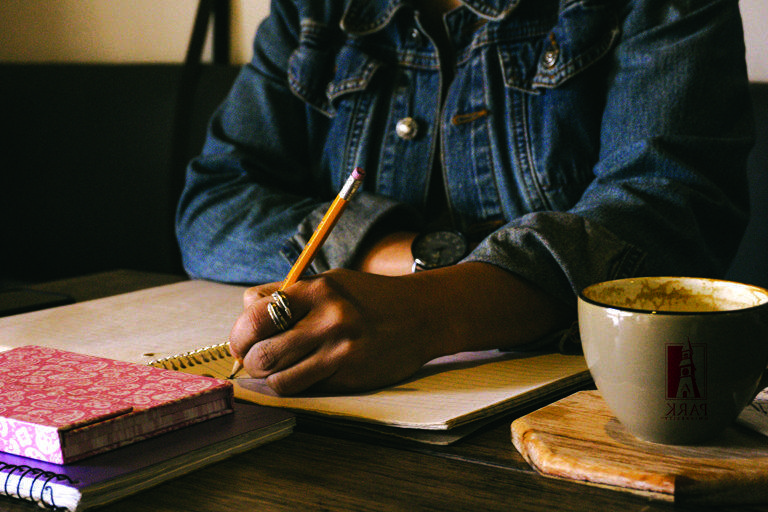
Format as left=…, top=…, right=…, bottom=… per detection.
left=0, top=345, right=234, bottom=464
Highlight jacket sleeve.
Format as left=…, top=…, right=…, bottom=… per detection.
left=175, top=0, right=414, bottom=284
left=464, top=0, right=753, bottom=306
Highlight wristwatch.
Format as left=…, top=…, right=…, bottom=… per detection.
left=411, top=230, right=468, bottom=272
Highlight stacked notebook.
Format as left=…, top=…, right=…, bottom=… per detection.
left=0, top=344, right=295, bottom=511
left=0, top=345, right=234, bottom=464
left=0, top=401, right=294, bottom=511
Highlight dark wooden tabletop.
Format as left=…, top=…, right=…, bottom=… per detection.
left=2, top=270, right=765, bottom=511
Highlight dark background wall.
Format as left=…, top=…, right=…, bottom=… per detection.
left=727, top=82, right=768, bottom=289
left=0, top=64, right=240, bottom=282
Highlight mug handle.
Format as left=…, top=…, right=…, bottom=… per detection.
left=751, top=367, right=768, bottom=402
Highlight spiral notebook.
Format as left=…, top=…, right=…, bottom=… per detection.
left=0, top=401, right=294, bottom=512
left=148, top=342, right=589, bottom=444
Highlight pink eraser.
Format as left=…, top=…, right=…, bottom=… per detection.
left=352, top=167, right=365, bottom=180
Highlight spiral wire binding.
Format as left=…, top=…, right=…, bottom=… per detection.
left=1, top=463, right=73, bottom=511
left=146, top=342, right=232, bottom=370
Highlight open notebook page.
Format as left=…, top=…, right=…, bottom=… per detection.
left=152, top=345, right=588, bottom=430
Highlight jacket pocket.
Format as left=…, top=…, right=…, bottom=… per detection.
left=498, top=0, right=620, bottom=93
left=288, top=19, right=382, bottom=116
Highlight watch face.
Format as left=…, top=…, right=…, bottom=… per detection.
left=412, top=230, right=468, bottom=270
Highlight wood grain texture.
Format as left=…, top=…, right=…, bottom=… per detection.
left=89, top=429, right=685, bottom=512
left=511, top=391, right=768, bottom=505
left=0, top=426, right=686, bottom=512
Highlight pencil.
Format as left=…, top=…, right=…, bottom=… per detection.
left=228, top=167, right=365, bottom=379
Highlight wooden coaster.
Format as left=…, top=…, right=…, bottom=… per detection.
left=511, top=391, right=768, bottom=505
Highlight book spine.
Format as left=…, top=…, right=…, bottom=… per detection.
left=0, top=462, right=75, bottom=511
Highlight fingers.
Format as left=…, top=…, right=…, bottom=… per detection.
left=229, top=287, right=303, bottom=358
left=229, top=270, right=412, bottom=395
left=229, top=298, right=271, bottom=356
left=264, top=347, right=340, bottom=395
left=240, top=325, right=318, bottom=379
left=261, top=332, right=371, bottom=396
left=231, top=284, right=337, bottom=386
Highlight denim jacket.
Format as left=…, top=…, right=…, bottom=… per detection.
left=176, top=0, right=753, bottom=306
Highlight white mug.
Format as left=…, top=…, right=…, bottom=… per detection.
left=578, top=276, right=768, bottom=445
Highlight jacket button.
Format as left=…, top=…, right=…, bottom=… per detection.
left=542, top=33, right=559, bottom=69
left=410, top=28, right=422, bottom=46
left=396, top=117, right=419, bottom=140
left=542, top=49, right=558, bottom=68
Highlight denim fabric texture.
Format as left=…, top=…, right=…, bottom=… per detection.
left=176, top=0, right=753, bottom=306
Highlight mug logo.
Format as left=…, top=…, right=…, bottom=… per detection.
left=666, top=338, right=706, bottom=400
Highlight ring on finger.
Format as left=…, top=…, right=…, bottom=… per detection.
left=271, top=291, right=292, bottom=319
left=267, top=302, right=289, bottom=331
left=267, top=291, right=292, bottom=332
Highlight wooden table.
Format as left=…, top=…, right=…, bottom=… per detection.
left=2, top=270, right=765, bottom=511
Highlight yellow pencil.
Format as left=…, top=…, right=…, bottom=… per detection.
left=279, top=167, right=366, bottom=289
left=228, top=167, right=365, bottom=379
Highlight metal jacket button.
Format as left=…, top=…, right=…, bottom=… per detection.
left=396, top=117, right=419, bottom=140
left=542, top=49, right=558, bottom=68
left=410, top=28, right=422, bottom=46
left=542, top=32, right=559, bottom=69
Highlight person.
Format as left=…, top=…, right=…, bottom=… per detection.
left=176, top=0, right=754, bottom=395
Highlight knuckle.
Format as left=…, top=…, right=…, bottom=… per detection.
left=329, top=338, right=355, bottom=361
left=229, top=309, right=258, bottom=354
left=322, top=302, right=363, bottom=340
left=248, top=341, right=278, bottom=372
left=243, top=288, right=259, bottom=307
left=242, top=307, right=259, bottom=335
left=320, top=300, right=344, bottom=328
left=306, top=272, right=344, bottom=299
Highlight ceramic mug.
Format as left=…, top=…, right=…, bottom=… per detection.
left=578, top=276, right=768, bottom=445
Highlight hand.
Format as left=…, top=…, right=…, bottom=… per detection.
left=228, top=263, right=572, bottom=395
left=228, top=269, right=439, bottom=395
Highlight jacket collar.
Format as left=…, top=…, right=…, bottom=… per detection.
left=341, top=0, right=521, bottom=35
